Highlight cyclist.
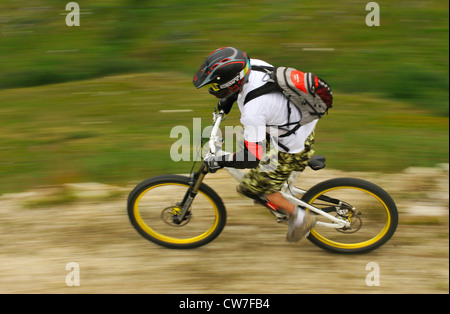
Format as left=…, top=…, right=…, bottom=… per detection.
left=193, top=47, right=332, bottom=242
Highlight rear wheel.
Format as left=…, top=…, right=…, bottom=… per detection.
left=302, top=178, right=398, bottom=254
left=127, top=175, right=226, bottom=249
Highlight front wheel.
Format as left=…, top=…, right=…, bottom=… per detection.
left=127, top=174, right=226, bottom=249
left=302, top=178, right=398, bottom=254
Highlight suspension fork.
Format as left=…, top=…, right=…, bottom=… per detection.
left=175, top=162, right=208, bottom=223
left=175, top=110, right=223, bottom=223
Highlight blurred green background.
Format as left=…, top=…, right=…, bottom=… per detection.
left=0, top=0, right=448, bottom=193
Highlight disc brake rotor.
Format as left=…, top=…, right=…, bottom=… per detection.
left=335, top=212, right=362, bottom=233
left=161, top=206, right=191, bottom=227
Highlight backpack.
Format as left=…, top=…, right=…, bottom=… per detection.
left=244, top=66, right=333, bottom=129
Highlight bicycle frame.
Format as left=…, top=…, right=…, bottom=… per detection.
left=188, top=109, right=350, bottom=230
left=226, top=167, right=349, bottom=229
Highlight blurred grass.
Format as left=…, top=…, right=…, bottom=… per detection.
left=0, top=73, right=448, bottom=193
left=0, top=0, right=448, bottom=115
left=0, top=0, right=448, bottom=193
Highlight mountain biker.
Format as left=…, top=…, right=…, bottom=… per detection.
left=193, top=47, right=332, bottom=242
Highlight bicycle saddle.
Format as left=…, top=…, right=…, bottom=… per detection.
left=308, top=155, right=326, bottom=170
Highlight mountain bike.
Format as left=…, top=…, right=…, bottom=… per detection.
left=127, top=110, right=398, bottom=254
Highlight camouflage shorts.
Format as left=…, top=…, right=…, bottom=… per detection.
left=239, top=132, right=315, bottom=196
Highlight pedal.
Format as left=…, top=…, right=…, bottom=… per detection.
left=252, top=200, right=288, bottom=223
left=276, top=215, right=288, bottom=223
left=270, top=209, right=288, bottom=223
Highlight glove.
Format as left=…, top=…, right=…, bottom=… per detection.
left=217, top=93, right=238, bottom=114
left=209, top=87, right=230, bottom=99
left=204, top=155, right=223, bottom=173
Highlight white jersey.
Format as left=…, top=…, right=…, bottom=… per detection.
left=236, top=59, right=318, bottom=153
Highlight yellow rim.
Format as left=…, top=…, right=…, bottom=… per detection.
left=133, top=183, right=220, bottom=244
left=309, top=186, right=391, bottom=250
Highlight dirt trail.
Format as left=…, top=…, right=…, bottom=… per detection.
left=0, top=165, right=448, bottom=294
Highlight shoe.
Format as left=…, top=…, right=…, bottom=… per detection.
left=286, top=209, right=316, bottom=242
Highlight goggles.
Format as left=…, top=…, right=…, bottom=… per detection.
left=207, top=82, right=221, bottom=92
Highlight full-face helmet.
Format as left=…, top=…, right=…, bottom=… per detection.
left=193, top=47, right=251, bottom=99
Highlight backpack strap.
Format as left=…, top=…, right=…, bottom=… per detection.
left=251, top=65, right=275, bottom=73
left=244, top=65, right=278, bottom=105
left=244, top=82, right=278, bottom=105
left=278, top=123, right=301, bottom=138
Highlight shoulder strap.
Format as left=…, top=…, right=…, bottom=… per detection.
left=244, top=65, right=278, bottom=105
left=244, top=82, right=278, bottom=105
left=251, top=65, right=275, bottom=73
